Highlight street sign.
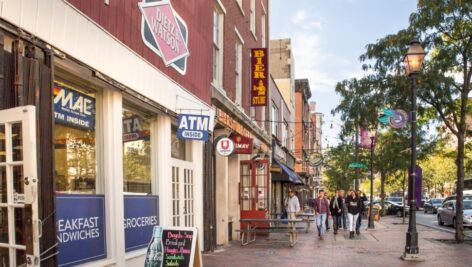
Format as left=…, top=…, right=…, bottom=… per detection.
left=349, top=162, right=366, bottom=168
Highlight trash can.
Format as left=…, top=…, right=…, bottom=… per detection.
left=368, top=204, right=381, bottom=221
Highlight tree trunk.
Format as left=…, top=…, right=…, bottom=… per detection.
left=455, top=131, right=465, bottom=242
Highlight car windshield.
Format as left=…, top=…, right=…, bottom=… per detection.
left=432, top=199, right=442, bottom=204
left=388, top=197, right=402, bottom=203
left=464, top=201, right=472, bottom=210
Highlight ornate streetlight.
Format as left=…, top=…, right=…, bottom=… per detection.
left=368, top=134, right=375, bottom=229
left=401, top=40, right=426, bottom=261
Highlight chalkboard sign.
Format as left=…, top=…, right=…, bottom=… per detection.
left=144, top=226, right=202, bottom=267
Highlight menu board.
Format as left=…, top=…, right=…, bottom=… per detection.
left=145, top=226, right=201, bottom=267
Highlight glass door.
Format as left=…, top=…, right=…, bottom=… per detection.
left=0, top=106, right=39, bottom=267
left=171, top=159, right=195, bottom=227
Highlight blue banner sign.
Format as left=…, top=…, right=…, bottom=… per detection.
left=124, top=195, right=159, bottom=252
left=56, top=194, right=106, bottom=267
left=177, top=114, right=210, bottom=141
left=54, top=83, right=95, bottom=130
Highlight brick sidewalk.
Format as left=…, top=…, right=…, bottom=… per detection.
left=203, top=216, right=472, bottom=267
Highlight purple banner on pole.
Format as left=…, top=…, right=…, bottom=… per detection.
left=408, top=165, right=422, bottom=207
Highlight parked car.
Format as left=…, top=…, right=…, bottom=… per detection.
left=437, top=200, right=472, bottom=228
left=424, top=198, right=444, bottom=214
left=384, top=200, right=409, bottom=217
left=386, top=197, right=404, bottom=205
left=442, top=194, right=472, bottom=204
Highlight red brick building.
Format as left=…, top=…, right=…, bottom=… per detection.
left=211, top=0, right=270, bottom=248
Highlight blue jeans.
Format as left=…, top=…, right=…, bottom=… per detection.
left=356, top=213, right=362, bottom=231
left=342, top=210, right=347, bottom=229
left=316, top=213, right=327, bottom=236
left=333, top=214, right=342, bottom=230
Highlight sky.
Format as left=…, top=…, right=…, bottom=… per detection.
left=270, top=0, right=417, bottom=148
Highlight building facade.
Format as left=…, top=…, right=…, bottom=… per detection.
left=294, top=79, right=312, bottom=206
left=210, top=0, right=270, bottom=248
left=0, top=0, right=214, bottom=266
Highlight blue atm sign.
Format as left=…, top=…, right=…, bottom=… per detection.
left=177, top=114, right=210, bottom=141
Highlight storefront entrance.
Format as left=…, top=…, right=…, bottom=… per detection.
left=0, top=106, right=40, bottom=266
left=171, top=159, right=195, bottom=228
left=240, top=160, right=269, bottom=229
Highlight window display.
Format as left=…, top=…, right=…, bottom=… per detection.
left=54, top=82, right=97, bottom=193
left=123, top=106, right=152, bottom=193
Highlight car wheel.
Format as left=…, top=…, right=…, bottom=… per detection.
left=424, top=209, right=427, bottom=214
left=453, top=218, right=456, bottom=228
left=438, top=215, right=444, bottom=226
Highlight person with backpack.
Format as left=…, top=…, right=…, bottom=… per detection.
left=313, top=190, right=330, bottom=240
left=346, top=190, right=363, bottom=239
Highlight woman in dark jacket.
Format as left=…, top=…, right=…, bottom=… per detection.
left=345, top=190, right=363, bottom=239
left=329, top=190, right=344, bottom=235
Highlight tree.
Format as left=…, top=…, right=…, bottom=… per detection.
left=361, top=0, right=472, bottom=241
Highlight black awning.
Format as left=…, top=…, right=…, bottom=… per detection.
left=271, top=159, right=305, bottom=185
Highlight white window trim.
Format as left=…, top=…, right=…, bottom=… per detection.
left=213, top=3, right=225, bottom=93
left=236, top=0, right=245, bottom=16
left=250, top=0, right=256, bottom=39
left=235, top=26, right=245, bottom=45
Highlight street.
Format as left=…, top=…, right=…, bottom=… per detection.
left=416, top=211, right=472, bottom=238
left=204, top=215, right=472, bottom=267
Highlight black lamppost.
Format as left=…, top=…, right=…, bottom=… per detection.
left=401, top=40, right=426, bottom=261
left=368, top=135, right=375, bottom=229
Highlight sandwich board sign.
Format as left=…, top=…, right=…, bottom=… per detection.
left=144, top=226, right=202, bottom=267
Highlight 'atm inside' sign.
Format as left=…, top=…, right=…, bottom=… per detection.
left=177, top=114, right=210, bottom=141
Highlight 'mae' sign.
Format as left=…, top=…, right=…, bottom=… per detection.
left=54, top=84, right=95, bottom=131
left=177, top=114, right=210, bottom=141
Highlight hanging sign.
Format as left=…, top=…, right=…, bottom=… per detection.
left=251, top=48, right=268, bottom=106
left=230, top=134, right=253, bottom=154
left=215, top=137, right=235, bottom=156
left=144, top=226, right=202, bottom=267
left=124, top=195, right=159, bottom=252
left=389, top=109, right=408, bottom=129
left=56, top=194, right=106, bottom=267
left=177, top=114, right=210, bottom=141
left=307, top=152, right=323, bottom=167
left=53, top=84, right=95, bottom=131
left=139, top=0, right=189, bottom=72
left=378, top=108, right=408, bottom=129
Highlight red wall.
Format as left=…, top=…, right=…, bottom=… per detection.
left=66, top=0, right=212, bottom=104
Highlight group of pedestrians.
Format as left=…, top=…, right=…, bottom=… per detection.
left=312, top=189, right=367, bottom=240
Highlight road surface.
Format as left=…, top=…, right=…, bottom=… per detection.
left=416, top=211, right=472, bottom=238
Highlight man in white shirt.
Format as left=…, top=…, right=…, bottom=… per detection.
left=285, top=190, right=300, bottom=246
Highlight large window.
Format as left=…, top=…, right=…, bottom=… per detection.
left=282, top=120, right=288, bottom=147
left=213, top=7, right=224, bottom=89
left=122, top=105, right=152, bottom=193
left=54, top=82, right=97, bottom=194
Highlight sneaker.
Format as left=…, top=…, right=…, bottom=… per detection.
left=320, top=236, right=324, bottom=240
left=356, top=230, right=360, bottom=236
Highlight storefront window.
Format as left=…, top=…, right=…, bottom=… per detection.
left=54, top=82, right=97, bottom=194
left=122, top=106, right=152, bottom=193
left=171, top=125, right=190, bottom=161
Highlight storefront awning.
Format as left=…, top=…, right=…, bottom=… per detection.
left=271, top=159, right=305, bottom=185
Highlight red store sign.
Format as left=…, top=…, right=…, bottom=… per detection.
left=230, top=134, right=253, bottom=154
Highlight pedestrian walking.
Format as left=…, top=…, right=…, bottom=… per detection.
left=346, top=190, right=363, bottom=239
left=313, top=190, right=330, bottom=240
left=285, top=190, right=300, bottom=246
left=329, top=190, right=344, bottom=235
left=324, top=193, right=330, bottom=231
left=355, top=190, right=367, bottom=236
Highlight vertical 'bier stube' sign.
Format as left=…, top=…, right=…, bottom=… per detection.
left=251, top=48, right=268, bottom=106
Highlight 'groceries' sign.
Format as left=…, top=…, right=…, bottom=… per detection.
left=177, top=114, right=210, bottom=141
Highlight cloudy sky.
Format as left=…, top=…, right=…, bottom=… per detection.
left=270, top=0, right=417, bottom=147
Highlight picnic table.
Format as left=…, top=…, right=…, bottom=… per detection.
left=238, top=218, right=303, bottom=247
left=296, top=213, right=315, bottom=233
